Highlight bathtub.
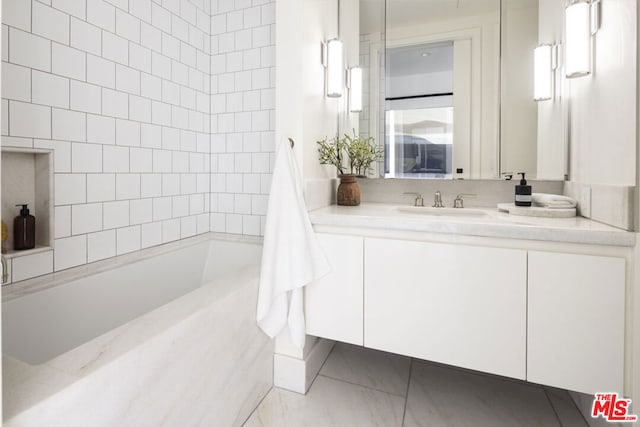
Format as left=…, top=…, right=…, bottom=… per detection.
left=2, top=234, right=274, bottom=426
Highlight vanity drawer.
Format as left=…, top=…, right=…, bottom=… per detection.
left=527, top=251, right=625, bottom=394
left=363, top=237, right=527, bottom=380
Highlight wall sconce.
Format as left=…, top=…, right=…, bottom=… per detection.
left=323, top=39, right=344, bottom=98
left=347, top=67, right=363, bottom=112
left=534, top=44, right=556, bottom=101
left=565, top=0, right=600, bottom=78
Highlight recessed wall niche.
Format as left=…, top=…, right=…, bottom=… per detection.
left=1, top=148, right=54, bottom=257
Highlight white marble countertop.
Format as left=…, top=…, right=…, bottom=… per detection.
left=309, top=203, right=636, bottom=247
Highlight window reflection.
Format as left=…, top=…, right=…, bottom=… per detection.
left=385, top=108, right=453, bottom=178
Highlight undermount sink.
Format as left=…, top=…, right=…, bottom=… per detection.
left=396, top=206, right=492, bottom=218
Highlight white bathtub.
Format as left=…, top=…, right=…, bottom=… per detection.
left=2, top=234, right=273, bottom=426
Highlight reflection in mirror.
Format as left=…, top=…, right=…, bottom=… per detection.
left=383, top=0, right=501, bottom=180
left=501, top=0, right=538, bottom=178
left=385, top=42, right=454, bottom=178
left=357, top=0, right=566, bottom=180
left=358, top=0, right=386, bottom=173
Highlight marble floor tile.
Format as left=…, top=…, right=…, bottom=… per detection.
left=404, top=361, right=561, bottom=427
left=544, top=387, right=588, bottom=427
left=319, top=343, right=412, bottom=397
left=243, top=375, right=405, bottom=427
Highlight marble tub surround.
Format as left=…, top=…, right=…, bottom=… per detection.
left=309, top=203, right=635, bottom=247
left=356, top=178, right=564, bottom=208
left=245, top=343, right=588, bottom=426
left=3, top=237, right=272, bottom=426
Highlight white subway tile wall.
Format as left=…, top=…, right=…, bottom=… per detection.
left=1, top=0, right=275, bottom=281
left=209, top=0, right=274, bottom=236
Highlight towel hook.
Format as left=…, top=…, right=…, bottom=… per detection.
left=288, top=138, right=295, bottom=148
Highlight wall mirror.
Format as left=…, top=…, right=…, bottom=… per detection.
left=356, top=0, right=566, bottom=180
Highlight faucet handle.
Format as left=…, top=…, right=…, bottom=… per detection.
left=403, top=192, right=424, bottom=207
left=453, top=194, right=477, bottom=208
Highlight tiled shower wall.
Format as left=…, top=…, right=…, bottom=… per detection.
left=358, top=34, right=371, bottom=139
left=208, top=0, right=275, bottom=236
left=1, top=0, right=275, bottom=282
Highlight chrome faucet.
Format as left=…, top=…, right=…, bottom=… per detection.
left=432, top=191, right=444, bottom=207
left=404, top=192, right=424, bottom=207
left=1, top=255, right=8, bottom=285
left=453, top=194, right=477, bottom=208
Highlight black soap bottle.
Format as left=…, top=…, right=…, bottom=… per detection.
left=515, top=173, right=532, bottom=207
left=14, top=204, right=35, bottom=250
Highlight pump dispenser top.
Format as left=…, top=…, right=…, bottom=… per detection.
left=17, top=204, right=30, bottom=216
left=519, top=173, right=527, bottom=185
left=514, top=172, right=532, bottom=207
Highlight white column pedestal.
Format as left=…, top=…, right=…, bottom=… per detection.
left=273, top=330, right=334, bottom=394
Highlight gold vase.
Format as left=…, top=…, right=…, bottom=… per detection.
left=337, top=174, right=360, bottom=206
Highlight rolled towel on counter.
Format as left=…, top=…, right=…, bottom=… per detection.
left=531, top=193, right=577, bottom=209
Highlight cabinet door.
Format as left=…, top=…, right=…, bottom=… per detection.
left=305, top=234, right=364, bottom=345
left=365, top=237, right=527, bottom=380
left=528, top=251, right=625, bottom=394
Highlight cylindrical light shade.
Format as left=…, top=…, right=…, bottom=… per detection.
left=565, top=1, right=591, bottom=78
left=326, top=39, right=344, bottom=97
left=349, top=67, right=363, bottom=112
left=534, top=45, right=552, bottom=101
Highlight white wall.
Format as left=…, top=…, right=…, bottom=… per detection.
left=208, top=0, right=276, bottom=235
left=568, top=0, right=636, bottom=186
left=276, top=0, right=346, bottom=210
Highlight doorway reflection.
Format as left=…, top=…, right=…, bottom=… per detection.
left=385, top=42, right=454, bottom=179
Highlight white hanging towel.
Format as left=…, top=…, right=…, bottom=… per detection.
left=256, top=139, right=330, bottom=348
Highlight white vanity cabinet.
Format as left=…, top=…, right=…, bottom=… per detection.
left=304, top=233, right=364, bottom=345
left=304, top=228, right=628, bottom=394
left=527, top=251, right=625, bottom=394
left=364, top=237, right=527, bottom=380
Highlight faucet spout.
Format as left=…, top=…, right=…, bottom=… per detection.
left=432, top=191, right=444, bottom=208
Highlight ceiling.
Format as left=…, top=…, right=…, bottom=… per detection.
left=388, top=42, right=453, bottom=77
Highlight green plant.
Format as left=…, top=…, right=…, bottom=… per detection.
left=317, top=130, right=382, bottom=176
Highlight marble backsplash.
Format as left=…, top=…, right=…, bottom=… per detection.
left=356, top=178, right=565, bottom=209
left=338, top=178, right=636, bottom=232
left=564, top=182, right=635, bottom=231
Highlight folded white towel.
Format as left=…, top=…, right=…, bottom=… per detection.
left=256, top=140, right=330, bottom=348
left=531, top=193, right=577, bottom=209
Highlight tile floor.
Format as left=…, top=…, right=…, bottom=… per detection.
left=244, top=343, right=590, bottom=427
